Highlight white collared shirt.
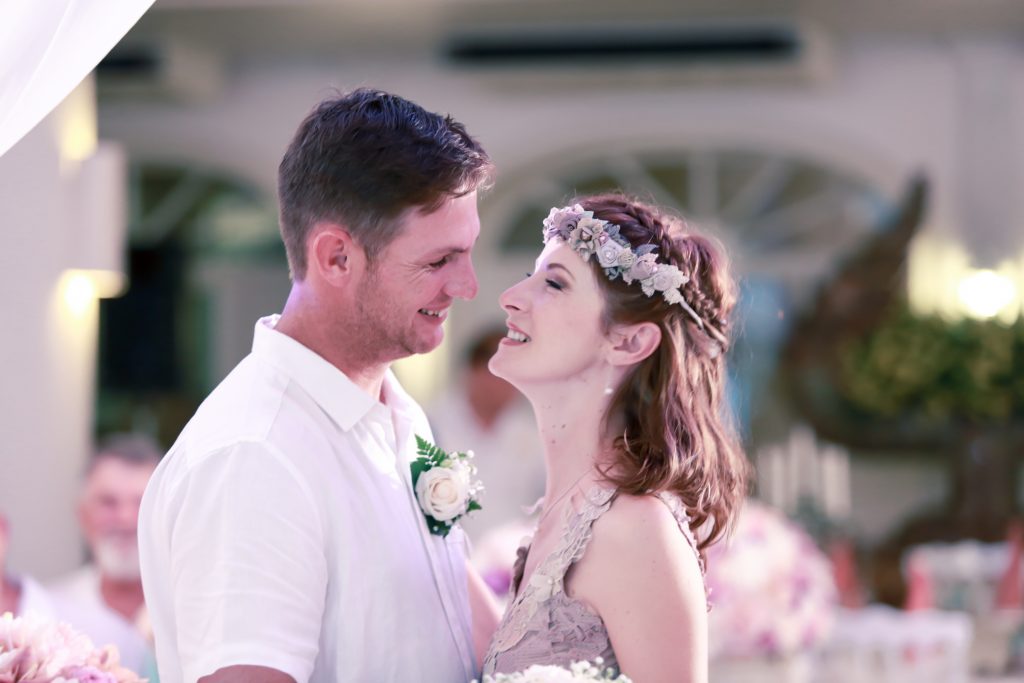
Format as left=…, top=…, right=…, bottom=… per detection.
left=139, top=316, right=476, bottom=683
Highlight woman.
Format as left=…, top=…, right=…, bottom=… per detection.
left=482, top=193, right=750, bottom=682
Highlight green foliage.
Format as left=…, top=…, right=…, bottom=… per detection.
left=837, top=306, right=1023, bottom=423
left=415, top=434, right=448, bottom=465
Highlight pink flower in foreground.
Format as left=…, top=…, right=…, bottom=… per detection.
left=0, top=612, right=144, bottom=683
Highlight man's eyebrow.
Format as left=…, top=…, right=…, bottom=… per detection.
left=423, top=245, right=469, bottom=260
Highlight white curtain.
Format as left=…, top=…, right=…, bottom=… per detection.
left=0, top=0, right=155, bottom=159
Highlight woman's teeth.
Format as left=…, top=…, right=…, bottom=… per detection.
left=506, top=329, right=530, bottom=343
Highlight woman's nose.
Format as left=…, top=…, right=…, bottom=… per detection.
left=498, top=278, right=527, bottom=313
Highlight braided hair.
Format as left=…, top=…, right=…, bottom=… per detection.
left=578, top=193, right=750, bottom=563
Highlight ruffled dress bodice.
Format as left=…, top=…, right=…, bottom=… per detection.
left=482, top=487, right=707, bottom=677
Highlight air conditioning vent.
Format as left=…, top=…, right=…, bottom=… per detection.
left=97, top=40, right=223, bottom=102
left=447, top=25, right=801, bottom=65
left=443, top=20, right=831, bottom=85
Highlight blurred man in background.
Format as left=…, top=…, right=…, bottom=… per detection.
left=4, top=496, right=154, bottom=676
left=51, top=433, right=160, bottom=658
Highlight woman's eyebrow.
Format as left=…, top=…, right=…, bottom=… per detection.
left=544, top=262, right=575, bottom=281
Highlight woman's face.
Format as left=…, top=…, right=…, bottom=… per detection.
left=489, top=240, right=612, bottom=390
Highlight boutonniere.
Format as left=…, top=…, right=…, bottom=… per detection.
left=412, top=435, right=483, bottom=537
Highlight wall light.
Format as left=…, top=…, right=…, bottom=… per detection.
left=909, top=233, right=1022, bottom=322
left=957, top=269, right=1018, bottom=320
left=61, top=271, right=97, bottom=316
left=63, top=140, right=128, bottom=299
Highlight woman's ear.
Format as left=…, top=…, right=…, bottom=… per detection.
left=308, top=222, right=364, bottom=286
left=607, top=321, right=662, bottom=367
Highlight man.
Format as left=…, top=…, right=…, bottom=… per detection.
left=139, top=89, right=499, bottom=683
left=3, top=507, right=152, bottom=676
left=53, top=434, right=160, bottom=635
left=51, top=434, right=159, bottom=675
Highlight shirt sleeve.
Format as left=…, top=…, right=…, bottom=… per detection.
left=166, top=441, right=327, bottom=683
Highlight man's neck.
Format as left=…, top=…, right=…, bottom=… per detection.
left=99, top=574, right=146, bottom=622
left=0, top=575, right=20, bottom=615
left=276, top=294, right=389, bottom=400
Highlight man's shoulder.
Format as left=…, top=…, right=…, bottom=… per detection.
left=173, top=353, right=329, bottom=465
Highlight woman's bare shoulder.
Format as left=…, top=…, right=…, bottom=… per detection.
left=576, top=492, right=702, bottom=588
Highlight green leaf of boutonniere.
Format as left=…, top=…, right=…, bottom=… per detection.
left=411, top=434, right=484, bottom=537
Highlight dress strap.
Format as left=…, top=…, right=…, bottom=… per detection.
left=656, top=491, right=712, bottom=611
left=489, top=486, right=616, bottom=657
left=549, top=486, right=617, bottom=581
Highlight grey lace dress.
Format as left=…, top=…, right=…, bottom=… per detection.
left=482, top=486, right=708, bottom=677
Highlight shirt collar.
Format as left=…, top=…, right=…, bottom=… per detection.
left=252, top=315, right=377, bottom=431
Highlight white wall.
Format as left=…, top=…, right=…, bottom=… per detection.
left=0, top=86, right=103, bottom=578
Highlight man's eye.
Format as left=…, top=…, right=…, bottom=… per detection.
left=429, top=255, right=452, bottom=269
left=524, top=271, right=533, bottom=279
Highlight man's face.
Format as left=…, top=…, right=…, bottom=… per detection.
left=351, top=191, right=481, bottom=361
left=78, top=457, right=156, bottom=581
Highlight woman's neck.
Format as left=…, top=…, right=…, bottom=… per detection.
left=526, top=378, right=616, bottom=503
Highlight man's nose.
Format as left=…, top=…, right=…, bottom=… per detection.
left=447, top=257, right=479, bottom=300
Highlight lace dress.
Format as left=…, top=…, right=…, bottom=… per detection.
left=482, top=486, right=707, bottom=677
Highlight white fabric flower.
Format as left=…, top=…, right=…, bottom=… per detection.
left=520, top=665, right=577, bottom=683
left=626, top=253, right=658, bottom=283
left=616, top=249, right=637, bottom=269
left=543, top=206, right=579, bottom=238
left=663, top=288, right=684, bottom=305
left=596, top=240, right=625, bottom=268
left=415, top=465, right=471, bottom=521
left=575, top=216, right=605, bottom=242
left=650, top=264, right=686, bottom=293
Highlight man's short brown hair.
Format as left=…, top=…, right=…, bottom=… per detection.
left=277, top=88, right=493, bottom=279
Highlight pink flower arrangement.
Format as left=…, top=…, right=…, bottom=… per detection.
left=0, top=612, right=144, bottom=683
left=705, top=501, right=838, bottom=658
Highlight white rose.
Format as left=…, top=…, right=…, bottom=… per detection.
left=597, top=241, right=625, bottom=268
left=521, top=666, right=577, bottom=683
left=416, top=466, right=471, bottom=521
left=650, top=265, right=684, bottom=292
left=616, top=249, right=637, bottom=270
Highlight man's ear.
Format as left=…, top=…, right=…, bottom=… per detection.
left=308, top=223, right=364, bottom=286
left=607, top=321, right=662, bottom=367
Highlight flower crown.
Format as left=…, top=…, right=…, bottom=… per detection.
left=542, top=203, right=727, bottom=347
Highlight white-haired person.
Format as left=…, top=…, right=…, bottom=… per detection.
left=51, top=433, right=159, bottom=674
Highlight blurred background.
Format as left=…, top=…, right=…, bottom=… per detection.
left=2, top=0, right=1024, bottom=680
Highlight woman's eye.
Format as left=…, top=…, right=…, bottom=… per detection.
left=546, top=279, right=564, bottom=291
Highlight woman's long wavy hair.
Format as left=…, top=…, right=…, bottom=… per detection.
left=581, top=193, right=750, bottom=563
